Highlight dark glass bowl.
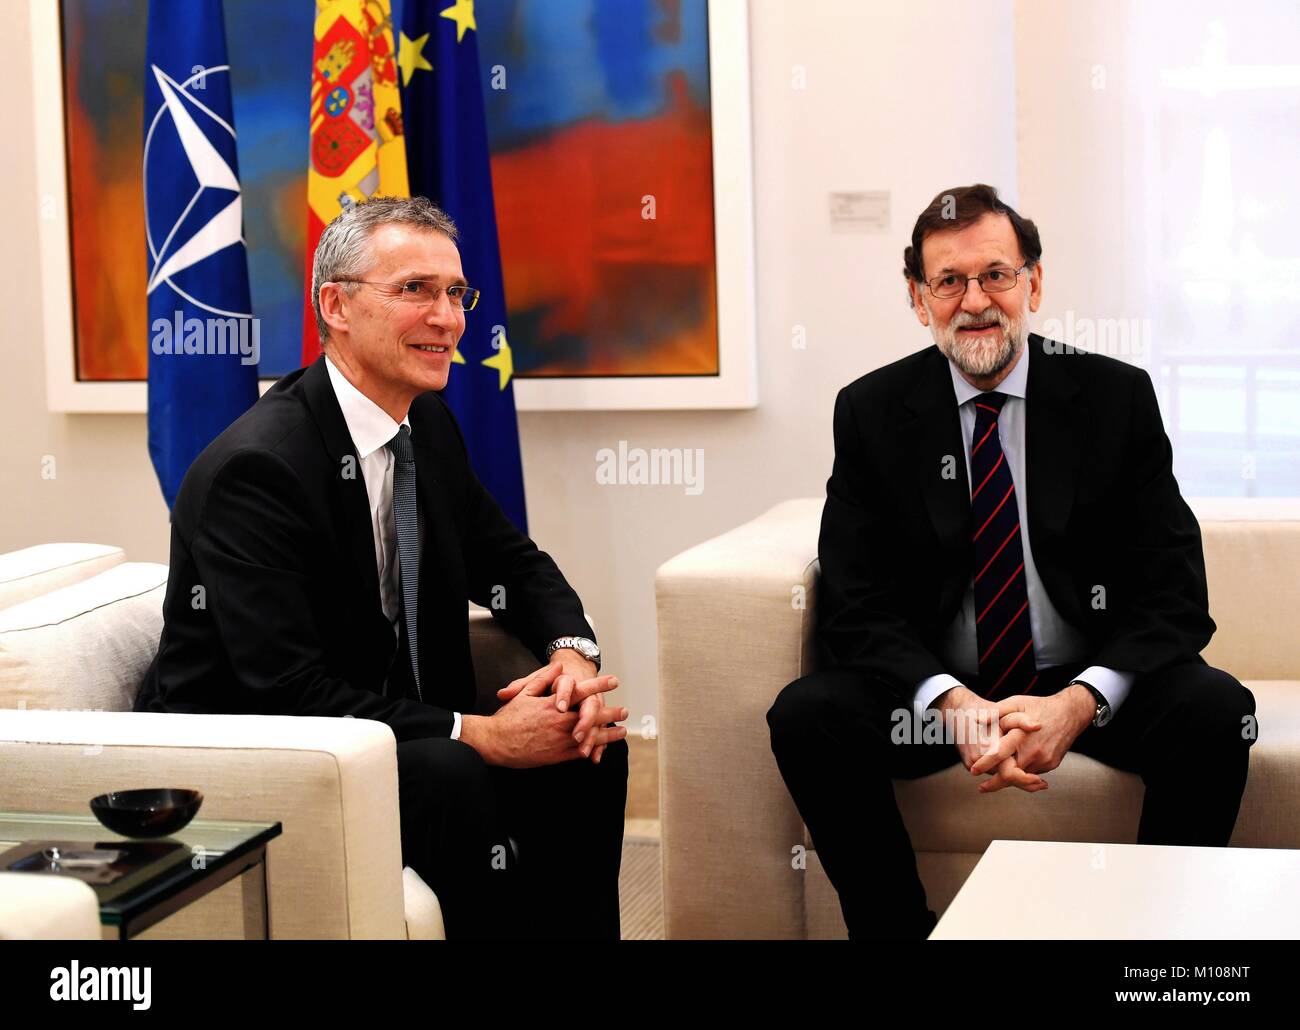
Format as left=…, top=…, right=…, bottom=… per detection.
left=89, top=788, right=204, bottom=838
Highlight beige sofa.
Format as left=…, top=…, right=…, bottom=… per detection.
left=656, top=499, right=1300, bottom=938
left=0, top=543, right=541, bottom=939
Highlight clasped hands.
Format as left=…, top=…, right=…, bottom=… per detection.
left=460, top=650, right=628, bottom=769
left=938, top=683, right=1096, bottom=793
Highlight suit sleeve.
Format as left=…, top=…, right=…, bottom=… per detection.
left=817, top=387, right=948, bottom=696
left=1091, top=368, right=1215, bottom=672
left=438, top=408, right=594, bottom=664
left=191, top=448, right=457, bottom=740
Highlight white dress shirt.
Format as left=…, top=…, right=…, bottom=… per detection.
left=912, top=344, right=1134, bottom=721
left=325, top=356, right=461, bottom=739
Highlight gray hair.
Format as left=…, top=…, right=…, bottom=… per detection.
left=311, top=195, right=460, bottom=346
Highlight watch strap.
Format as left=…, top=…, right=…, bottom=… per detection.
left=1071, top=680, right=1109, bottom=726
left=547, top=636, right=600, bottom=671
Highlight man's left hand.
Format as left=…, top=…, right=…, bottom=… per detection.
left=970, top=684, right=1095, bottom=781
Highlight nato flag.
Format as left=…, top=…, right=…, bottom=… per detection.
left=144, top=0, right=258, bottom=508
left=400, top=0, right=529, bottom=533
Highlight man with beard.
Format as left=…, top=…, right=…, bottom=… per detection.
left=766, top=184, right=1256, bottom=939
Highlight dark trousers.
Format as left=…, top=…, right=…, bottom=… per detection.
left=395, top=735, right=629, bottom=939
left=766, top=661, right=1257, bottom=940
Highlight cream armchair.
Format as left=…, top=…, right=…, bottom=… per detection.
left=0, top=543, right=542, bottom=939
left=656, top=500, right=1300, bottom=938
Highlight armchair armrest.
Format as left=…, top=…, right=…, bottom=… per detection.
left=0, top=709, right=407, bottom=939
left=655, top=498, right=823, bottom=938
left=0, top=871, right=100, bottom=939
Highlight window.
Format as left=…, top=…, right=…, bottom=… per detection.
left=1130, top=5, right=1300, bottom=497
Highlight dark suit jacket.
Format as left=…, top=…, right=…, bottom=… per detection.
left=816, top=334, right=1214, bottom=700
left=134, top=356, right=593, bottom=741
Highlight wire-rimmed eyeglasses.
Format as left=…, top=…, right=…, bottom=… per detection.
left=924, top=265, right=1026, bottom=300
left=335, top=278, right=481, bottom=311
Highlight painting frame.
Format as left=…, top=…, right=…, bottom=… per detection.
left=31, top=0, right=757, bottom=413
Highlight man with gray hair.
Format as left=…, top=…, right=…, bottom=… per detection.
left=136, top=196, right=629, bottom=939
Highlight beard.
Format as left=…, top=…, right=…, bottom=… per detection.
left=928, top=297, right=1028, bottom=379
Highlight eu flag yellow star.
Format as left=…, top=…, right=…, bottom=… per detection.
left=482, top=332, right=514, bottom=390
left=398, top=31, right=433, bottom=86
left=440, top=0, right=477, bottom=43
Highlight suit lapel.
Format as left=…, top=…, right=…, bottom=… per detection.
left=901, top=347, right=971, bottom=614
left=1024, top=333, right=1085, bottom=558
left=301, top=356, right=385, bottom=621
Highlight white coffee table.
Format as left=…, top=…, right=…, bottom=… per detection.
left=931, top=839, right=1300, bottom=939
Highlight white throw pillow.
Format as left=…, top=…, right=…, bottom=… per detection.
left=0, top=543, right=125, bottom=611
left=0, top=563, right=168, bottom=714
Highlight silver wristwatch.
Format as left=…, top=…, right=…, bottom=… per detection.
left=1073, top=681, right=1112, bottom=728
left=547, top=636, right=600, bottom=672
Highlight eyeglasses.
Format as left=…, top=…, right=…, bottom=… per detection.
left=924, top=265, right=1026, bottom=300
left=335, top=278, right=481, bottom=311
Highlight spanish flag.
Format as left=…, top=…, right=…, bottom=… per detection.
left=301, top=0, right=408, bottom=365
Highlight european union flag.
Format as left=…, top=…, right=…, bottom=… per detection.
left=400, top=0, right=529, bottom=533
left=145, top=0, right=258, bottom=509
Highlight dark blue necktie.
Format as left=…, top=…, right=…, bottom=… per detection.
left=970, top=393, right=1037, bottom=699
left=386, top=426, right=422, bottom=703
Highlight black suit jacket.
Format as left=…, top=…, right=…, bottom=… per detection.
left=816, top=334, right=1214, bottom=700
left=134, top=356, right=593, bottom=741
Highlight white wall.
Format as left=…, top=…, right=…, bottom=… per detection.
left=1, top=0, right=1018, bottom=725
left=1015, top=0, right=1139, bottom=338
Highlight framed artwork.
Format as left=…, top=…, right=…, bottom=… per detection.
left=31, top=0, right=756, bottom=412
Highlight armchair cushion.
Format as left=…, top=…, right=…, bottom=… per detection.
left=0, top=563, right=167, bottom=713
left=402, top=865, right=446, bottom=940
left=0, top=543, right=125, bottom=612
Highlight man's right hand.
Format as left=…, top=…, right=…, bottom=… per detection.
left=461, top=671, right=628, bottom=769
left=937, top=686, right=1046, bottom=793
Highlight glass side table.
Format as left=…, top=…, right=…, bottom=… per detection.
left=0, top=810, right=282, bottom=939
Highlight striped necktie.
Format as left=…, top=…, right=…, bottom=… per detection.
left=970, top=392, right=1037, bottom=699
left=386, top=426, right=422, bottom=703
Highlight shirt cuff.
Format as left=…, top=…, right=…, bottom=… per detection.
left=450, top=711, right=462, bottom=740
left=1071, top=666, right=1135, bottom=716
left=914, top=674, right=965, bottom=722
